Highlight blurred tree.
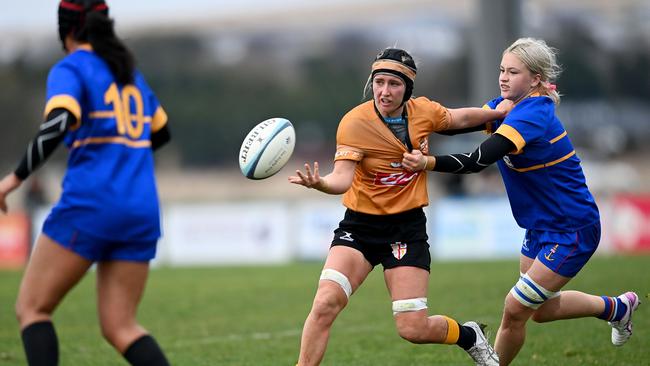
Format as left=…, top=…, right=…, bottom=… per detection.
left=0, top=57, right=49, bottom=171
left=609, top=34, right=650, bottom=101
left=550, top=19, right=607, bottom=100
left=2, top=16, right=650, bottom=170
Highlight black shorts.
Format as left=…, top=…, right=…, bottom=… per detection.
left=331, top=208, right=431, bottom=271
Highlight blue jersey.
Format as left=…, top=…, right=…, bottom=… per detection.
left=485, top=95, right=599, bottom=232
left=43, top=46, right=167, bottom=241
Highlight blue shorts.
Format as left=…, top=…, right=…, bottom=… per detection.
left=521, top=222, right=600, bottom=277
left=42, top=213, right=157, bottom=262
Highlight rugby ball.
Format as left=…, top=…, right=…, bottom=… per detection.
left=239, top=118, right=295, bottom=180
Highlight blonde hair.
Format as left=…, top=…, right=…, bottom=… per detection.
left=505, top=38, right=562, bottom=104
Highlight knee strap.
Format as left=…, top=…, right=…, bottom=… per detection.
left=510, top=273, right=559, bottom=309
left=392, top=297, right=428, bottom=315
left=320, top=269, right=352, bottom=298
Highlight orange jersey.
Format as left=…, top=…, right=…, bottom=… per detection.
left=335, top=97, right=451, bottom=214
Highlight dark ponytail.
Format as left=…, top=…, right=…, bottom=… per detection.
left=58, top=0, right=134, bottom=85
left=84, top=11, right=135, bottom=85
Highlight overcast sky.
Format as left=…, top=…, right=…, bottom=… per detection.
left=1, top=0, right=419, bottom=37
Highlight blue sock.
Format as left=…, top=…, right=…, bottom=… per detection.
left=598, top=296, right=628, bottom=321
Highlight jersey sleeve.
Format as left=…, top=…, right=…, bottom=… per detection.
left=151, top=106, right=168, bottom=132
left=422, top=98, right=451, bottom=131
left=483, top=96, right=504, bottom=134
left=136, top=71, right=168, bottom=133
left=43, top=63, right=83, bottom=123
left=495, top=98, right=550, bottom=152
left=334, top=116, right=364, bottom=162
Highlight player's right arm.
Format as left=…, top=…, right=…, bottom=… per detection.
left=290, top=108, right=362, bottom=194
left=288, top=159, right=356, bottom=195
left=14, top=108, right=74, bottom=180
left=0, top=108, right=75, bottom=213
left=0, top=173, right=21, bottom=214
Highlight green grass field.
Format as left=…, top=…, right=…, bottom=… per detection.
left=0, top=256, right=648, bottom=365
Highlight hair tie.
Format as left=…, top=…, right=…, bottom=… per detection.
left=543, top=81, right=557, bottom=91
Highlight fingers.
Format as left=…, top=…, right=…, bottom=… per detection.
left=303, top=163, right=313, bottom=178
left=401, top=150, right=424, bottom=171
left=288, top=162, right=320, bottom=188
left=313, top=162, right=320, bottom=179
left=288, top=174, right=303, bottom=184
left=288, top=169, right=309, bottom=186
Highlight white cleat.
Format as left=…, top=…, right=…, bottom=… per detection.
left=463, top=321, right=499, bottom=366
left=609, top=291, right=640, bottom=346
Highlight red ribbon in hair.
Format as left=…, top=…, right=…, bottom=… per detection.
left=59, top=1, right=108, bottom=12
left=543, top=81, right=557, bottom=91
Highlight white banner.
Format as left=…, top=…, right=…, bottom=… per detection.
left=26, top=196, right=618, bottom=266
left=292, top=198, right=346, bottom=260
left=158, top=202, right=291, bottom=265
left=429, top=197, right=524, bottom=260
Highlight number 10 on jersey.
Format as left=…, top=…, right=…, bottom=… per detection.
left=104, top=83, right=145, bottom=139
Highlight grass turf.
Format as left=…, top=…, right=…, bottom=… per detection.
left=0, top=256, right=647, bottom=365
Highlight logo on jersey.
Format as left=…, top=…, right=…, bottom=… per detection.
left=544, top=244, right=559, bottom=261
left=374, top=171, right=418, bottom=186
left=522, top=237, right=530, bottom=251
left=391, top=242, right=407, bottom=260
left=335, top=150, right=363, bottom=161
left=503, top=155, right=514, bottom=169
left=390, top=162, right=402, bottom=168
left=339, top=231, right=354, bottom=242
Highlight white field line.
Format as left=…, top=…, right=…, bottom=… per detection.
left=171, top=324, right=382, bottom=348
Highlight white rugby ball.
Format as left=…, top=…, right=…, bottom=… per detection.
left=239, top=118, right=295, bottom=180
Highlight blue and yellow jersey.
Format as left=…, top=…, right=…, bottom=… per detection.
left=485, top=95, right=599, bottom=231
left=43, top=46, right=167, bottom=241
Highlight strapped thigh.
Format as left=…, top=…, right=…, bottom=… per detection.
left=320, top=268, right=352, bottom=298
left=510, top=273, right=559, bottom=309
left=392, top=297, right=428, bottom=315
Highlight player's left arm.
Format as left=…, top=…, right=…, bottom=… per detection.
left=440, top=99, right=514, bottom=135
left=402, top=133, right=516, bottom=174
left=151, top=124, right=170, bottom=151
left=149, top=105, right=170, bottom=151
left=435, top=123, right=487, bottom=136
left=446, top=107, right=506, bottom=131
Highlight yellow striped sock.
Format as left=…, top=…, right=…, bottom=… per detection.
left=442, top=316, right=460, bottom=344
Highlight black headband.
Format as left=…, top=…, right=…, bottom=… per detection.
left=371, top=48, right=417, bottom=103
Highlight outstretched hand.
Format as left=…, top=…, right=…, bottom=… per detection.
left=401, top=150, right=427, bottom=172
left=0, top=173, right=22, bottom=214
left=288, top=162, right=327, bottom=191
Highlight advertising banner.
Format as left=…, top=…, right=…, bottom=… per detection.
left=159, top=202, right=292, bottom=265
left=0, top=213, right=29, bottom=269
left=429, top=197, right=524, bottom=260
left=610, top=195, right=650, bottom=253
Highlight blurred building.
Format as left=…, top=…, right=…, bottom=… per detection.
left=1, top=0, right=649, bottom=266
